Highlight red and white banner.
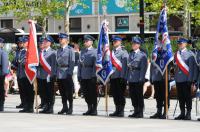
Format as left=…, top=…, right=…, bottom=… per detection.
left=25, top=20, right=39, bottom=84
left=39, top=51, right=51, bottom=75
left=174, top=51, right=189, bottom=76
left=110, top=51, right=122, bottom=71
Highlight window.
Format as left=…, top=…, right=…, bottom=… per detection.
left=70, top=18, right=81, bottom=32
left=115, top=16, right=129, bottom=32
left=1, top=19, right=13, bottom=28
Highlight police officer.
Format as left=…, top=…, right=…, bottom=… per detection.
left=57, top=33, right=75, bottom=115
left=78, top=35, right=97, bottom=116
left=0, top=38, right=9, bottom=111
left=174, top=38, right=195, bottom=120
left=36, top=37, right=45, bottom=109
left=109, top=36, right=128, bottom=117
left=12, top=37, right=25, bottom=109
left=14, top=36, right=35, bottom=112
left=150, top=61, right=169, bottom=119
left=127, top=37, right=147, bottom=118
left=37, top=36, right=56, bottom=114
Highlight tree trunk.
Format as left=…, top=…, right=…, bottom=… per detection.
left=183, top=0, right=189, bottom=37
left=64, top=0, right=72, bottom=34
left=42, top=17, right=47, bottom=35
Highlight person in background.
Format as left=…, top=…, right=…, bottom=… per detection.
left=0, top=37, right=9, bottom=111
left=72, top=43, right=80, bottom=99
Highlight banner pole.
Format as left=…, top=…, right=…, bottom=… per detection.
left=34, top=79, right=38, bottom=114
left=165, top=65, right=169, bottom=119
left=105, top=83, right=108, bottom=116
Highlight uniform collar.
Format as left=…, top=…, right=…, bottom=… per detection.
left=179, top=48, right=187, bottom=53
left=87, top=46, right=93, bottom=50
left=134, top=48, right=140, bottom=53
left=114, top=46, right=121, bottom=51
left=44, top=47, right=50, bottom=52
left=62, top=44, right=68, bottom=50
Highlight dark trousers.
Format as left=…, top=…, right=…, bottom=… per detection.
left=154, top=80, right=170, bottom=110
left=129, top=82, right=144, bottom=109
left=20, top=77, right=34, bottom=107
left=176, top=82, right=192, bottom=111
left=0, top=76, right=5, bottom=103
left=110, top=78, right=126, bottom=106
left=58, top=77, right=73, bottom=105
left=37, top=78, right=54, bottom=105
left=81, top=78, right=97, bottom=105
left=17, top=78, right=25, bottom=105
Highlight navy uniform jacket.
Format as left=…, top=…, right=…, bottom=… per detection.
left=78, top=47, right=97, bottom=79
left=56, top=45, right=75, bottom=79
left=193, top=50, right=200, bottom=82
left=150, top=62, right=164, bottom=82
left=12, top=48, right=27, bottom=79
left=37, top=47, right=57, bottom=79
left=174, top=49, right=195, bottom=82
left=0, top=48, right=9, bottom=76
left=127, top=50, right=147, bottom=83
left=111, top=46, right=128, bottom=79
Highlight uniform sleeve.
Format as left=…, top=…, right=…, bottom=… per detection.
left=51, top=51, right=57, bottom=77
left=121, top=50, right=129, bottom=79
left=77, top=51, right=82, bottom=78
left=188, top=54, right=195, bottom=82
left=68, top=49, right=75, bottom=75
left=139, top=54, right=148, bottom=82
left=92, top=49, right=97, bottom=78
left=2, top=51, right=9, bottom=75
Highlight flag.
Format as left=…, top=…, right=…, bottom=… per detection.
left=152, top=7, right=173, bottom=75
left=96, top=20, right=114, bottom=85
left=25, top=20, right=39, bottom=84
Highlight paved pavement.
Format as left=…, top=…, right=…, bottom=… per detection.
left=1, top=94, right=200, bottom=132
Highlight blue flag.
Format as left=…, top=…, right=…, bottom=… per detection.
left=152, top=8, right=173, bottom=75
left=96, top=20, right=114, bottom=85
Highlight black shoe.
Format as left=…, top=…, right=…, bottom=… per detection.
left=26, top=108, right=34, bottom=113
left=128, top=107, right=138, bottom=118
left=184, top=112, right=191, bottom=120
left=175, top=114, right=185, bottom=120
left=45, top=106, right=54, bottom=114
left=0, top=102, right=4, bottom=112
left=90, top=104, right=97, bottom=116
left=83, top=105, right=92, bottom=115
left=35, top=103, right=44, bottom=109
left=19, top=108, right=28, bottom=113
left=109, top=106, right=119, bottom=117
left=58, top=103, right=68, bottom=114
left=16, top=103, right=23, bottom=109
left=150, top=112, right=162, bottom=119
left=135, top=112, right=143, bottom=118
left=39, top=104, right=49, bottom=113
left=66, top=103, right=73, bottom=115
left=160, top=113, right=167, bottom=119
left=197, top=118, right=200, bottom=121
left=117, top=105, right=124, bottom=117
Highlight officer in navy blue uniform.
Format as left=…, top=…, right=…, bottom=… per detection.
left=127, top=37, right=147, bottom=118
left=14, top=36, right=34, bottom=113
left=109, top=36, right=128, bottom=117
left=0, top=38, right=9, bottom=111
left=37, top=36, right=56, bottom=114
left=57, top=33, right=75, bottom=115
left=12, top=37, right=26, bottom=109
left=174, top=38, right=195, bottom=120
left=78, top=35, right=97, bottom=116
left=36, top=37, right=45, bottom=109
